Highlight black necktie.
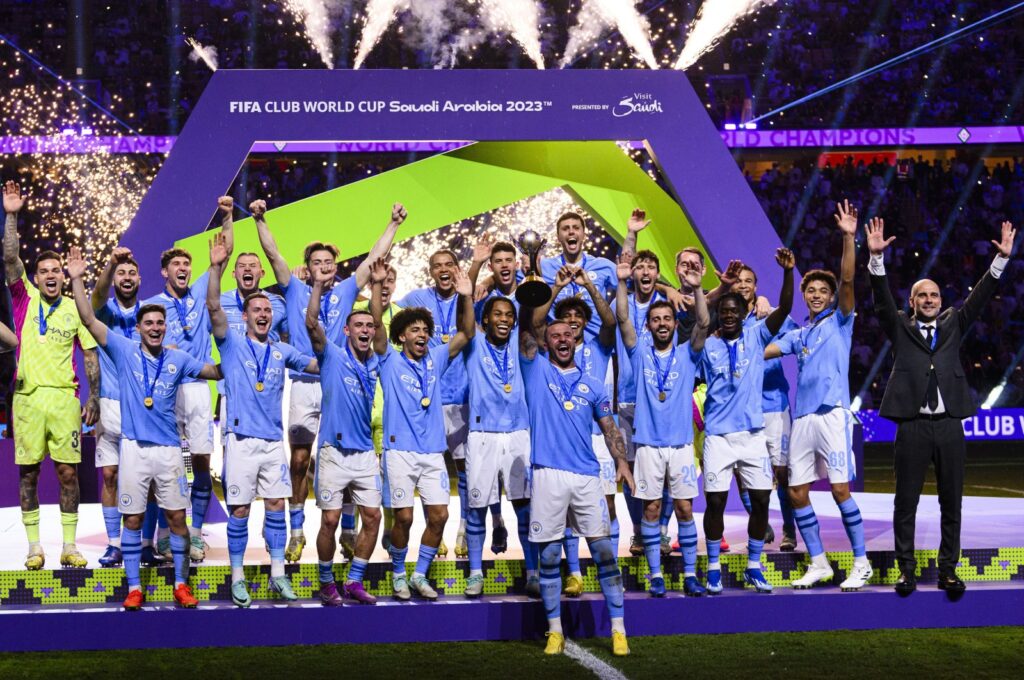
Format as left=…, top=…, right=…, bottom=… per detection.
left=923, top=325, right=939, bottom=411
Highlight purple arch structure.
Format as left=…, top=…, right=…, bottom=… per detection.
left=123, top=69, right=792, bottom=299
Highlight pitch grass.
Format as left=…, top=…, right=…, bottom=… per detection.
left=1, top=627, right=1022, bottom=679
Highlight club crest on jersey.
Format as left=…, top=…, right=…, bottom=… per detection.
left=320, top=489, right=332, bottom=502
left=272, top=350, right=283, bottom=360
left=119, top=493, right=133, bottom=507
left=530, top=521, right=543, bottom=535
left=637, top=479, right=648, bottom=492
left=167, top=364, right=178, bottom=374
left=706, top=472, right=717, bottom=484
left=393, top=488, right=406, bottom=501
left=578, top=383, right=591, bottom=394
left=470, top=488, right=482, bottom=501
left=228, top=485, right=241, bottom=498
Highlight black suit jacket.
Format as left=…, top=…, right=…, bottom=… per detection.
left=870, top=266, right=1000, bottom=421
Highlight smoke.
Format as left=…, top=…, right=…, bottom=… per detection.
left=675, top=0, right=769, bottom=70
left=283, top=0, right=336, bottom=68
left=560, top=0, right=658, bottom=69
left=185, top=36, right=218, bottom=71
left=479, top=0, right=545, bottom=69
left=435, top=29, right=488, bottom=69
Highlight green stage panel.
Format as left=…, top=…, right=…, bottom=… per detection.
left=2, top=549, right=1021, bottom=606
left=175, top=141, right=713, bottom=292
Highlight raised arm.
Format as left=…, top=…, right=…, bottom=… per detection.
left=67, top=246, right=107, bottom=345
left=865, top=216, right=899, bottom=339
left=706, top=259, right=743, bottom=307
left=368, top=258, right=389, bottom=356
left=354, top=203, right=406, bottom=288
left=205, top=232, right=230, bottom=340
left=448, top=269, right=476, bottom=358
left=682, top=266, right=710, bottom=352
left=92, top=247, right=131, bottom=310
left=765, top=248, right=795, bottom=336
left=467, top=232, right=495, bottom=291
left=2, top=181, right=27, bottom=283
left=581, top=268, right=616, bottom=349
left=519, top=302, right=540, bottom=361
left=598, top=414, right=635, bottom=495
left=615, top=253, right=637, bottom=349
left=532, top=265, right=573, bottom=329
left=305, top=268, right=332, bottom=355
left=958, top=221, right=1016, bottom=331
left=217, top=196, right=235, bottom=258
left=620, top=208, right=650, bottom=256
left=250, top=199, right=291, bottom=286
left=0, top=322, right=17, bottom=350
left=834, top=199, right=858, bottom=316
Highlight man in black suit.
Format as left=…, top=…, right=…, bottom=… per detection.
left=867, top=218, right=1016, bottom=596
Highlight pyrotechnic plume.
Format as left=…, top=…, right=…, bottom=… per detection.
left=479, top=0, right=545, bottom=69
left=561, top=0, right=658, bottom=69
left=284, top=0, right=336, bottom=68
left=185, top=36, right=218, bottom=72
left=675, top=0, right=769, bottom=70
left=353, top=0, right=409, bottom=69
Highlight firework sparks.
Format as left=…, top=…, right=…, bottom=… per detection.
left=479, top=0, right=546, bottom=69
left=675, top=0, right=769, bottom=70
left=283, top=0, right=336, bottom=68
left=185, top=36, right=219, bottom=72
left=353, top=0, right=409, bottom=69
left=0, top=84, right=158, bottom=285
left=561, top=0, right=659, bottom=69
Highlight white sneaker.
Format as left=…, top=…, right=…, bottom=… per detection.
left=840, top=562, right=874, bottom=591
left=392, top=574, right=411, bottom=601
left=409, top=574, right=439, bottom=600
left=791, top=561, right=834, bottom=589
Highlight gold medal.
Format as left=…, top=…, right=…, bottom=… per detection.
left=37, top=335, right=47, bottom=344
left=421, top=396, right=431, bottom=408
left=144, top=396, right=154, bottom=408
left=802, top=347, right=810, bottom=355
left=658, top=391, right=666, bottom=402
left=441, top=334, right=451, bottom=343
left=503, top=383, right=513, bottom=393
left=255, top=381, right=265, bottom=392
left=563, top=400, right=574, bottom=411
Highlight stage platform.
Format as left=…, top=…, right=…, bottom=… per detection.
left=1, top=584, right=1022, bottom=652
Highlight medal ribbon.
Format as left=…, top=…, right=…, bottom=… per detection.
left=245, top=336, right=272, bottom=388
left=38, top=298, right=62, bottom=338
left=485, top=339, right=510, bottom=388
left=118, top=301, right=139, bottom=338
left=141, top=345, right=166, bottom=405
left=170, top=292, right=192, bottom=340
left=401, top=352, right=432, bottom=404
left=799, top=307, right=835, bottom=355
left=433, top=289, right=456, bottom=340
left=650, top=345, right=675, bottom=397
left=346, top=341, right=375, bottom=400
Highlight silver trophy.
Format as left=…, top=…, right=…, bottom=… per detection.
left=514, top=230, right=552, bottom=306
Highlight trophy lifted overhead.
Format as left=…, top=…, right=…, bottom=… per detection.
left=514, top=230, right=552, bottom=306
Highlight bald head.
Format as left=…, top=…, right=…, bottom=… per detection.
left=909, top=278, right=942, bottom=321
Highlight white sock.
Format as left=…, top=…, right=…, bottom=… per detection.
left=63, top=542, right=77, bottom=551
left=470, top=568, right=483, bottom=578
left=570, top=570, right=582, bottom=579
left=650, top=571, right=663, bottom=580
left=527, top=569, right=539, bottom=580
left=129, top=585, right=142, bottom=594
left=189, top=526, right=201, bottom=538
left=611, top=617, right=626, bottom=635
left=231, top=566, right=245, bottom=582
left=271, top=559, right=285, bottom=578
left=812, top=553, right=830, bottom=568
left=854, top=556, right=870, bottom=568
left=708, top=561, right=720, bottom=572
left=109, top=536, right=121, bottom=548
left=660, top=525, right=668, bottom=536
left=412, top=570, right=426, bottom=581
left=548, top=617, right=563, bottom=635
left=458, top=518, right=467, bottom=533
left=747, top=559, right=761, bottom=570
left=290, top=528, right=304, bottom=538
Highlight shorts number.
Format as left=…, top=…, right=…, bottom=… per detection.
left=601, top=461, right=615, bottom=481
left=70, top=431, right=80, bottom=450
left=681, top=464, right=697, bottom=486
left=827, top=451, right=846, bottom=470
left=780, top=434, right=790, bottom=455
